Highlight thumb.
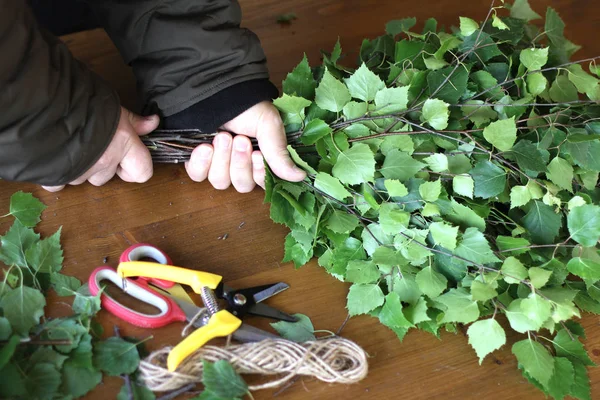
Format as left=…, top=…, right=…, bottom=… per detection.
left=126, top=109, right=160, bottom=136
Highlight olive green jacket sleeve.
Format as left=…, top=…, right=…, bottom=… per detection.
left=0, top=1, right=121, bottom=186
left=86, top=0, right=273, bottom=119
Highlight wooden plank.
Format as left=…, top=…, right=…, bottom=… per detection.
left=1, top=1, right=599, bottom=399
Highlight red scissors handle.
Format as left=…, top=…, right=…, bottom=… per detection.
left=119, top=243, right=175, bottom=289
left=88, top=266, right=187, bottom=328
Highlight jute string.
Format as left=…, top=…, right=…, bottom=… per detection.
left=138, top=338, right=369, bottom=392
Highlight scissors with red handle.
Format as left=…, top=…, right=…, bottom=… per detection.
left=89, top=243, right=296, bottom=370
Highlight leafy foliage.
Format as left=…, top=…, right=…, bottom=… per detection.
left=0, top=193, right=155, bottom=399
left=269, top=2, right=600, bottom=398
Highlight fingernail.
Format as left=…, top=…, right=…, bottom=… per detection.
left=216, top=134, right=230, bottom=148
left=144, top=115, right=157, bottom=122
left=234, top=139, right=249, bottom=152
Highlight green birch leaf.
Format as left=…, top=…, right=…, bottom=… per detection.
left=50, top=273, right=82, bottom=296
left=549, top=75, right=579, bottom=102
left=510, top=185, right=531, bottom=209
left=270, top=314, right=316, bottom=342
left=422, top=99, right=450, bottom=130
left=506, top=299, right=539, bottom=333
left=527, top=72, right=548, bottom=96
left=546, top=357, right=574, bottom=400
left=380, top=150, right=426, bottom=181
left=343, top=101, right=368, bottom=119
left=547, top=157, right=574, bottom=192
left=522, top=201, right=562, bottom=244
left=345, top=260, right=380, bottom=284
left=0, top=220, right=40, bottom=268
left=424, top=154, right=448, bottom=172
left=471, top=279, right=498, bottom=301
left=528, top=267, right=552, bottom=289
left=496, top=236, right=530, bottom=255
left=384, top=179, right=409, bottom=197
left=461, top=100, right=498, bottom=127
left=415, top=266, right=448, bottom=298
left=512, top=339, right=555, bottom=388
left=567, top=204, right=600, bottom=247
left=429, top=222, right=459, bottom=251
left=202, top=360, right=248, bottom=399
left=567, top=258, right=600, bottom=281
left=379, top=203, right=410, bottom=235
left=404, top=297, right=430, bottom=325
left=314, top=172, right=351, bottom=201
left=332, top=143, right=376, bottom=185
left=326, top=210, right=359, bottom=233
left=344, top=63, right=386, bottom=102
left=379, top=293, right=413, bottom=329
left=419, top=180, right=442, bottom=202
left=0, top=285, right=45, bottom=335
left=508, top=140, right=547, bottom=172
left=459, top=17, right=479, bottom=36
left=567, top=64, right=599, bottom=95
left=435, top=288, right=480, bottom=324
left=386, top=17, right=417, bottom=36
left=492, top=15, right=509, bottom=30
left=116, top=382, right=156, bottom=400
left=25, top=363, right=61, bottom=400
left=552, top=330, right=595, bottom=366
left=470, top=161, right=506, bottom=199
left=454, top=228, right=500, bottom=265
left=0, top=317, right=11, bottom=340
left=501, top=257, right=528, bottom=284
left=273, top=94, right=311, bottom=125
left=315, top=69, right=351, bottom=112
left=8, top=191, right=46, bottom=228
left=93, top=337, right=140, bottom=376
left=301, top=118, right=332, bottom=146
left=374, top=86, right=409, bottom=114
left=25, top=227, right=63, bottom=273
left=510, top=0, right=542, bottom=21
left=483, top=117, right=517, bottom=151
left=452, top=174, right=474, bottom=199
left=520, top=293, right=552, bottom=329
left=467, top=318, right=506, bottom=364
left=347, top=284, right=385, bottom=316
left=571, top=362, right=592, bottom=400
left=283, top=54, right=317, bottom=99
left=520, top=47, right=549, bottom=70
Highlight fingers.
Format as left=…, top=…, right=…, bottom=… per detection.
left=42, top=185, right=65, bottom=192
left=252, top=151, right=266, bottom=189
left=230, top=135, right=255, bottom=193
left=118, top=135, right=153, bottom=183
left=127, top=110, right=160, bottom=136
left=208, top=132, right=233, bottom=190
left=185, top=144, right=213, bottom=182
left=254, top=106, right=306, bottom=182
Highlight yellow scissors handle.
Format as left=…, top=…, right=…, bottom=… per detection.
left=167, top=310, right=242, bottom=371
left=117, top=261, right=223, bottom=292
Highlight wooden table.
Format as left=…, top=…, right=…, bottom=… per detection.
left=2, top=1, right=600, bottom=398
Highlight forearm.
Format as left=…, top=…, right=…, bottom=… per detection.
left=0, top=1, right=120, bottom=185
left=86, top=0, right=277, bottom=132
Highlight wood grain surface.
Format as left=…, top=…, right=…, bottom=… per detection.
left=2, top=1, right=600, bottom=399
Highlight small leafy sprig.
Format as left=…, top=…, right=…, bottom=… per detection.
left=261, top=1, right=599, bottom=399
left=0, top=192, right=153, bottom=399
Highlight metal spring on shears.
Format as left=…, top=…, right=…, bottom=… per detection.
left=200, top=286, right=220, bottom=315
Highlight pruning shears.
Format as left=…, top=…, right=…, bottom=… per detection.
left=89, top=243, right=296, bottom=371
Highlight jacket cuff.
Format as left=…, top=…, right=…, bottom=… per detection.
left=160, top=79, right=279, bottom=133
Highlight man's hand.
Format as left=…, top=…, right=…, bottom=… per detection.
left=185, top=101, right=306, bottom=192
left=42, top=107, right=159, bottom=192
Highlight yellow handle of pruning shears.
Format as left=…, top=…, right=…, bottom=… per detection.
left=167, top=310, right=242, bottom=371
left=117, top=261, right=223, bottom=292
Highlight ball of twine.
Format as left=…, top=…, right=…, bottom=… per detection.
left=139, top=338, right=369, bottom=392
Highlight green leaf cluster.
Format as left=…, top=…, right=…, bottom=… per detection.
left=0, top=193, right=154, bottom=399
left=269, top=1, right=600, bottom=398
